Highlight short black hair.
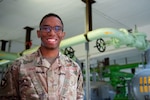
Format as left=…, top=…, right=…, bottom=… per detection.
left=39, top=13, right=64, bottom=31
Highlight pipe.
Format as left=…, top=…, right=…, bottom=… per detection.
left=0, top=50, right=20, bottom=60
left=0, top=59, right=10, bottom=65
left=60, top=28, right=149, bottom=49
left=21, top=28, right=150, bottom=55
left=21, top=46, right=39, bottom=56
left=0, top=28, right=149, bottom=59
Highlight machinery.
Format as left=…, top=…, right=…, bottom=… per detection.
left=129, top=67, right=150, bottom=100
left=129, top=48, right=150, bottom=100
left=83, top=60, right=147, bottom=100
left=84, top=81, right=116, bottom=100
left=103, top=63, right=139, bottom=100
left=85, top=48, right=150, bottom=100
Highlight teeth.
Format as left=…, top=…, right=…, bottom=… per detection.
left=48, top=39, right=55, bottom=42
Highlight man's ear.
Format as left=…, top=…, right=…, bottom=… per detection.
left=37, top=30, right=41, bottom=38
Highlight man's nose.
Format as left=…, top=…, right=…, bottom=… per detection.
left=47, top=29, right=55, bottom=35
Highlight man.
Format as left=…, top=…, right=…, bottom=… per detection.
left=0, top=13, right=84, bottom=100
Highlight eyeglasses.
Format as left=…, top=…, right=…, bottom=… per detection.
left=40, top=25, right=63, bottom=33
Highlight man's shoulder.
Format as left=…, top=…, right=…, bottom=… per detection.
left=60, top=53, right=75, bottom=63
left=60, top=53, right=81, bottom=68
left=12, top=50, right=39, bottom=66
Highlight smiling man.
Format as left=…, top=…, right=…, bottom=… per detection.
left=0, top=13, right=84, bottom=100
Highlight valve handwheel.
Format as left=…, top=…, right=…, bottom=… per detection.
left=94, top=38, right=106, bottom=52
left=64, top=47, right=75, bottom=58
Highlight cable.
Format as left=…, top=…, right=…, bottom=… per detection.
left=93, top=8, right=131, bottom=29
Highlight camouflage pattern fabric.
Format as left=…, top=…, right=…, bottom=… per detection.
left=0, top=49, right=84, bottom=100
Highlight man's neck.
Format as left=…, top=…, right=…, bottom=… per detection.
left=40, top=47, right=59, bottom=58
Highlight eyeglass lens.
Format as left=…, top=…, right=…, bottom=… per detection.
left=40, top=26, right=62, bottom=33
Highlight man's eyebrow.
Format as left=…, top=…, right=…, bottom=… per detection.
left=41, top=25, right=50, bottom=27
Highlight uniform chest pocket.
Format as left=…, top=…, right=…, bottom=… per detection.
left=60, top=71, right=77, bottom=97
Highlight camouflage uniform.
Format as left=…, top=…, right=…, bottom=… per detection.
left=0, top=49, right=84, bottom=100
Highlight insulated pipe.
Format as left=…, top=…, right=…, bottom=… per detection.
left=60, top=28, right=149, bottom=49
left=0, top=28, right=149, bottom=59
left=0, top=50, right=20, bottom=60
left=21, top=46, right=39, bottom=56
left=22, top=28, right=149, bottom=55
left=0, top=60, right=10, bottom=65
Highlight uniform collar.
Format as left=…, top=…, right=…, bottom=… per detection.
left=34, top=49, right=63, bottom=69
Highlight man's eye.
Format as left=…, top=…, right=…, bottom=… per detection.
left=55, top=26, right=61, bottom=30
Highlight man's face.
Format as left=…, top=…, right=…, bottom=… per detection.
left=37, top=16, right=65, bottom=50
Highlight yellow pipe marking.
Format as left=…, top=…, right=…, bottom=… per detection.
left=104, top=31, right=112, bottom=34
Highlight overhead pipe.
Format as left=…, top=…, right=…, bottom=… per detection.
left=0, top=59, right=10, bottom=65
left=0, top=50, right=20, bottom=60
left=60, top=28, right=149, bottom=50
left=0, top=28, right=149, bottom=60
left=22, top=28, right=149, bottom=55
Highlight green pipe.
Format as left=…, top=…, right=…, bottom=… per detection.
left=21, top=46, right=39, bottom=56
left=0, top=59, right=10, bottom=65
left=0, top=50, right=20, bottom=60
left=109, top=63, right=140, bottom=71
left=22, top=33, right=86, bottom=55
left=1, top=28, right=149, bottom=59
left=23, top=28, right=150, bottom=55
left=61, top=28, right=149, bottom=49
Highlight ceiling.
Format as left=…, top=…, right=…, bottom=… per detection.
left=0, top=0, right=150, bottom=65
